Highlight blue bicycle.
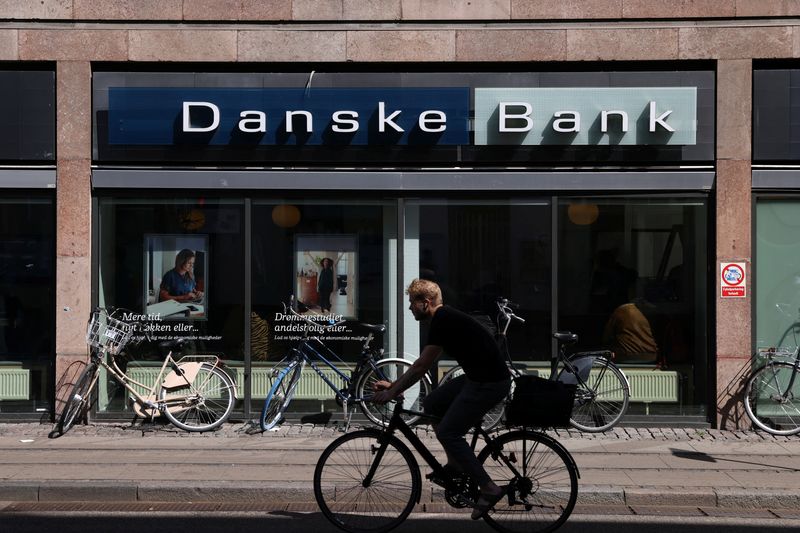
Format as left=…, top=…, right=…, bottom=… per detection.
left=259, top=298, right=432, bottom=430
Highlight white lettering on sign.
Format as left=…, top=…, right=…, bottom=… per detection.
left=378, top=101, right=403, bottom=133
left=286, top=110, right=313, bottom=133
left=238, top=111, right=266, bottom=133
left=183, top=102, right=220, bottom=132
left=419, top=110, right=447, bottom=133
left=601, top=110, right=628, bottom=133
left=496, top=101, right=675, bottom=136
left=180, top=101, right=448, bottom=136
left=332, top=110, right=359, bottom=133
left=649, top=101, right=675, bottom=132
left=474, top=87, right=696, bottom=146
left=499, top=102, right=534, bottom=132
left=553, top=111, right=580, bottom=133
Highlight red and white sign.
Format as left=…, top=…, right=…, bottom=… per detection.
left=720, top=262, right=746, bottom=298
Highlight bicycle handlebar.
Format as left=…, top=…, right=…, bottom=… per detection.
left=283, top=295, right=348, bottom=330
left=496, top=297, right=525, bottom=324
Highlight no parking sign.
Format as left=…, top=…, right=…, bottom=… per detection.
left=720, top=262, right=746, bottom=298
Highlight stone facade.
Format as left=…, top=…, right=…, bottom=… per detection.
left=3, top=3, right=798, bottom=428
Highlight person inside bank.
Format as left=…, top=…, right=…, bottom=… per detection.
left=159, top=248, right=204, bottom=303
left=317, top=257, right=335, bottom=313
left=602, top=280, right=659, bottom=364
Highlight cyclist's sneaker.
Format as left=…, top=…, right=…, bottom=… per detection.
left=426, top=463, right=466, bottom=487
left=471, top=484, right=510, bottom=520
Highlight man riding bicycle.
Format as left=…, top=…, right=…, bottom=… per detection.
left=372, top=278, right=512, bottom=519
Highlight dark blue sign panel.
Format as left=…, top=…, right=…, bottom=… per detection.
left=108, top=87, right=470, bottom=146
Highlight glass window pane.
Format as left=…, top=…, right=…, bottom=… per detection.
left=756, top=199, right=800, bottom=350
left=406, top=200, right=552, bottom=378
left=558, top=197, right=708, bottom=417
left=251, top=200, right=397, bottom=415
left=97, top=197, right=245, bottom=415
left=0, top=195, right=54, bottom=413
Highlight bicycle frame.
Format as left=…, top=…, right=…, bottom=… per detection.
left=364, top=403, right=505, bottom=493
left=281, top=331, right=382, bottom=406
left=93, top=347, right=223, bottom=417
left=764, top=346, right=800, bottom=399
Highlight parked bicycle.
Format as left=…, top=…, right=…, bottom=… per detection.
left=314, top=400, right=579, bottom=533
left=439, top=298, right=630, bottom=432
left=259, top=297, right=432, bottom=431
left=744, top=308, right=800, bottom=435
left=54, top=307, right=236, bottom=436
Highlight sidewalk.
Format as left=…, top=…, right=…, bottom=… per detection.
left=1, top=421, right=799, bottom=516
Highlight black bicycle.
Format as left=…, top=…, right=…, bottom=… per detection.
left=314, top=401, right=579, bottom=533
left=440, top=298, right=630, bottom=432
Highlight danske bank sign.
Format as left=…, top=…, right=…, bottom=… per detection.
left=107, top=86, right=696, bottom=147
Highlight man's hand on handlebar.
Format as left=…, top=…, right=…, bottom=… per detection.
left=371, top=380, right=401, bottom=404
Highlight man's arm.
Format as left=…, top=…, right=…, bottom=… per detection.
left=372, top=344, right=442, bottom=403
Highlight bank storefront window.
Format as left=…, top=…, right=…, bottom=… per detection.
left=403, top=199, right=552, bottom=378
left=96, top=197, right=245, bottom=416
left=558, top=197, right=709, bottom=417
left=755, top=199, right=800, bottom=352
left=250, top=199, right=397, bottom=415
left=0, top=195, right=54, bottom=414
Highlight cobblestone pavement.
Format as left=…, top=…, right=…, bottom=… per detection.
left=0, top=419, right=788, bottom=442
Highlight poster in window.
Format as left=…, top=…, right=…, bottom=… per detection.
left=294, top=234, right=357, bottom=319
left=143, top=234, right=209, bottom=320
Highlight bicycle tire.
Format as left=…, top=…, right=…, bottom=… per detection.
left=314, top=428, right=421, bottom=533
left=260, top=359, right=304, bottom=431
left=564, top=356, right=629, bottom=432
left=744, top=362, right=800, bottom=436
left=477, top=430, right=578, bottom=533
left=439, top=365, right=506, bottom=431
left=161, top=363, right=236, bottom=432
left=356, top=358, right=432, bottom=427
left=56, top=361, right=99, bottom=435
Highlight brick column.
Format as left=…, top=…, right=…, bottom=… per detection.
left=54, top=61, right=92, bottom=416
left=715, top=59, right=753, bottom=429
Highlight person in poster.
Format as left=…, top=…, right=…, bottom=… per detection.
left=317, top=257, right=335, bottom=313
left=159, top=248, right=204, bottom=303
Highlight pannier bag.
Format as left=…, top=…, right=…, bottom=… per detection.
left=505, top=375, right=576, bottom=428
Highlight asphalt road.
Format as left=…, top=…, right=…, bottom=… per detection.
left=1, top=510, right=799, bottom=533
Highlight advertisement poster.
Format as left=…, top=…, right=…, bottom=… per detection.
left=294, top=235, right=357, bottom=319
left=143, top=234, right=209, bottom=320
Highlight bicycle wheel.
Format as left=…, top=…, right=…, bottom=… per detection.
left=439, top=365, right=506, bottom=431
left=744, top=362, right=800, bottom=436
left=57, top=362, right=99, bottom=435
left=161, top=363, right=235, bottom=432
left=259, top=359, right=304, bottom=431
left=478, top=430, right=578, bottom=533
left=314, top=429, right=421, bottom=533
left=356, top=358, right=432, bottom=426
left=565, top=356, right=629, bottom=432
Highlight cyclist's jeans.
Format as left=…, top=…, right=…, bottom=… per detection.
left=423, top=374, right=511, bottom=488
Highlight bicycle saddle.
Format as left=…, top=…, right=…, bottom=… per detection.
left=360, top=323, right=386, bottom=333
left=158, top=338, right=187, bottom=353
left=553, top=331, right=579, bottom=344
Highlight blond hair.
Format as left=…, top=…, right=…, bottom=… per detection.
left=406, top=278, right=442, bottom=305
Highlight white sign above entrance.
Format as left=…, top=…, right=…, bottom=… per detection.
left=474, top=87, right=697, bottom=146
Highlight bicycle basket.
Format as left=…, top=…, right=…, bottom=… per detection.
left=85, top=310, right=133, bottom=355
left=505, top=375, right=576, bottom=429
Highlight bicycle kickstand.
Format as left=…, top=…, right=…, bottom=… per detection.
left=342, top=399, right=353, bottom=432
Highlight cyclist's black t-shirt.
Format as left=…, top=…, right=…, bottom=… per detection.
left=427, top=305, right=509, bottom=383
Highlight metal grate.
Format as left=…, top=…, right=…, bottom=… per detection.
left=625, top=369, right=680, bottom=403
left=0, top=368, right=29, bottom=400
left=530, top=367, right=678, bottom=404
left=251, top=366, right=346, bottom=399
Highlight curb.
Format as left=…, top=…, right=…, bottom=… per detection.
left=0, top=481, right=794, bottom=510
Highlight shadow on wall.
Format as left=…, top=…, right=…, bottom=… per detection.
left=716, top=358, right=752, bottom=430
